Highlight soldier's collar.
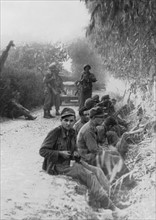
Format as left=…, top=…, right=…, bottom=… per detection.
left=61, top=126, right=75, bottom=138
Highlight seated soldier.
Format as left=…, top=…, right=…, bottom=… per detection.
left=97, top=95, right=112, bottom=113
left=39, top=107, right=127, bottom=218
left=77, top=106, right=105, bottom=165
left=106, top=131, right=129, bottom=158
left=104, top=116, right=121, bottom=137
left=7, top=91, right=37, bottom=120
left=74, top=106, right=90, bottom=136
left=110, top=98, right=129, bottom=130
left=84, top=98, right=96, bottom=110
left=109, top=98, right=116, bottom=115
left=92, top=94, right=100, bottom=104
left=77, top=107, right=131, bottom=185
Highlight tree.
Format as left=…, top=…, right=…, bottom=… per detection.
left=6, top=42, right=68, bottom=74
left=83, top=0, right=156, bottom=81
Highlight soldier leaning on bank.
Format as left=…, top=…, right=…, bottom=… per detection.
left=79, top=64, right=97, bottom=109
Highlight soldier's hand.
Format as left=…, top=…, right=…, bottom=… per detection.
left=73, top=151, right=80, bottom=158
left=59, top=151, right=71, bottom=159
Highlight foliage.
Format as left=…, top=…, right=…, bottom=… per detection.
left=0, top=42, right=68, bottom=117
left=5, top=42, right=68, bottom=73
left=83, top=0, right=156, bottom=81
left=0, top=67, right=44, bottom=117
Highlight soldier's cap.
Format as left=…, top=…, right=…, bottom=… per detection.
left=89, top=106, right=105, bottom=118
left=111, top=98, right=116, bottom=101
left=83, top=64, right=91, bottom=70
left=49, top=62, right=56, bottom=69
left=85, top=98, right=95, bottom=109
left=61, top=108, right=76, bottom=119
left=92, top=95, right=99, bottom=102
left=101, top=94, right=110, bottom=101
left=79, top=106, right=89, bottom=116
left=111, top=98, right=117, bottom=103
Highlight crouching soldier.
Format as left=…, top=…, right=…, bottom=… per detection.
left=39, top=107, right=127, bottom=218
left=74, top=106, right=90, bottom=135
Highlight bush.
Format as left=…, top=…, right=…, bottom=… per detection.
left=0, top=67, right=44, bottom=117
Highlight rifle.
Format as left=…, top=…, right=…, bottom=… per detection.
left=0, top=41, right=15, bottom=75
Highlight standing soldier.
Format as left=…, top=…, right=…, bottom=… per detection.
left=51, top=63, right=66, bottom=116
left=43, top=63, right=55, bottom=119
left=79, top=64, right=97, bottom=109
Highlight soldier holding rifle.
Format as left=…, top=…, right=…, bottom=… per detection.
left=79, top=64, right=97, bottom=109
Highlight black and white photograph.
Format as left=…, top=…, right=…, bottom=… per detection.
left=1, top=0, right=156, bottom=219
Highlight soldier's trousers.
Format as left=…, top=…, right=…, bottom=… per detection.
left=11, top=102, right=32, bottom=119
left=43, top=89, right=53, bottom=111
left=53, top=94, right=61, bottom=112
left=57, top=162, right=115, bottom=210
left=79, top=90, right=92, bottom=109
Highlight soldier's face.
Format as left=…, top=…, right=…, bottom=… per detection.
left=82, top=110, right=90, bottom=122
left=61, top=116, right=76, bottom=130
left=84, top=66, right=90, bottom=72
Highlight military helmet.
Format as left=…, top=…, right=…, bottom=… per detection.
left=83, top=64, right=91, bottom=70
left=85, top=98, right=95, bottom=109
left=92, top=95, right=99, bottom=103
left=101, top=94, right=110, bottom=101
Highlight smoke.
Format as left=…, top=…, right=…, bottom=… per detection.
left=105, top=75, right=128, bottom=98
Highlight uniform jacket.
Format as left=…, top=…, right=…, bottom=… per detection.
left=80, top=71, right=97, bottom=92
left=39, top=125, right=77, bottom=174
left=76, top=121, right=100, bottom=165
left=73, top=119, right=85, bottom=136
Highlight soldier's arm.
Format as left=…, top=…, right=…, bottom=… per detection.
left=39, top=128, right=60, bottom=163
left=90, top=73, right=97, bottom=82
left=43, top=75, right=54, bottom=84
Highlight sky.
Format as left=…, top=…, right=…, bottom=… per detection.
left=1, top=0, right=90, bottom=48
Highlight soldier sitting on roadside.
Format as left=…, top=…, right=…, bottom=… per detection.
left=7, top=90, right=37, bottom=120
left=74, top=106, right=90, bottom=136
left=39, top=107, right=127, bottom=218
left=92, top=94, right=100, bottom=104
left=84, top=98, right=96, bottom=110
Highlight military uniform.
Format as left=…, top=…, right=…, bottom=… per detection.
left=39, top=108, right=116, bottom=211
left=77, top=121, right=100, bottom=165
left=52, top=74, right=64, bottom=115
left=77, top=107, right=130, bottom=183
left=7, top=91, right=36, bottom=120
left=79, top=65, right=97, bottom=109
left=43, top=72, right=54, bottom=118
left=74, top=119, right=86, bottom=136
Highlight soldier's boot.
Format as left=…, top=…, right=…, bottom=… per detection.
left=43, top=110, right=51, bottom=119
left=25, top=114, right=37, bottom=120
left=48, top=110, right=55, bottom=118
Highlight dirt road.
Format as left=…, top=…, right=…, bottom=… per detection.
left=1, top=106, right=156, bottom=220
left=1, top=107, right=100, bottom=220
